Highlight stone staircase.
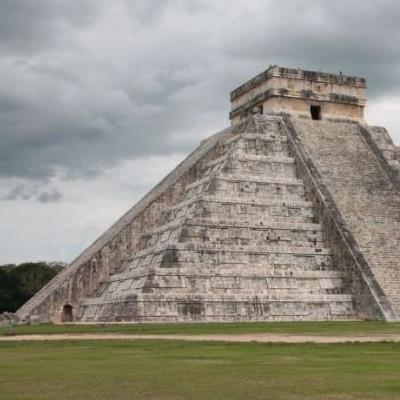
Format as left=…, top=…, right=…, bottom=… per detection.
left=290, top=117, right=400, bottom=318
left=78, top=116, right=357, bottom=322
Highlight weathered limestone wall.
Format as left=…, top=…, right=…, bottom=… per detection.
left=17, top=127, right=233, bottom=322
left=282, top=116, right=394, bottom=320
left=263, top=97, right=364, bottom=120
left=287, top=116, right=400, bottom=321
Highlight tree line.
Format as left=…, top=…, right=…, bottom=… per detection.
left=0, top=262, right=65, bottom=313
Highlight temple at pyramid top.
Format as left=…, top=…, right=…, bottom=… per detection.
left=230, top=65, right=366, bottom=124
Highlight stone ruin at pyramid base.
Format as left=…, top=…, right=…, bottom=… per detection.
left=18, top=65, right=400, bottom=323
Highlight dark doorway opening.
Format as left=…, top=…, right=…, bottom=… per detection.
left=62, top=304, right=74, bottom=322
left=310, top=105, right=321, bottom=120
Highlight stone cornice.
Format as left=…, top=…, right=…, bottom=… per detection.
left=231, top=65, right=366, bottom=102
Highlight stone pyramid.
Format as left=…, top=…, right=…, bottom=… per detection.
left=18, top=66, right=400, bottom=323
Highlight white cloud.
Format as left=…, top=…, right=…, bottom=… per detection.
left=366, top=96, right=400, bottom=144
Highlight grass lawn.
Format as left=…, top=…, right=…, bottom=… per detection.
left=1, top=320, right=400, bottom=337
left=0, top=340, right=399, bottom=400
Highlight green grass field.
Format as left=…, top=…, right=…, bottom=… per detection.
left=1, top=320, right=400, bottom=337
left=0, top=340, right=399, bottom=400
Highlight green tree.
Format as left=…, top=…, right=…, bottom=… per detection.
left=0, top=262, right=64, bottom=313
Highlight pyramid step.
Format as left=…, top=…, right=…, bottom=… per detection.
left=101, top=274, right=349, bottom=292
left=220, top=173, right=304, bottom=185
left=186, top=174, right=304, bottom=191
left=151, top=218, right=322, bottom=236
left=195, top=208, right=314, bottom=224
left=96, top=288, right=352, bottom=304
left=234, top=119, right=283, bottom=134
left=130, top=258, right=332, bottom=273
left=204, top=153, right=295, bottom=170
left=191, top=218, right=320, bottom=231
left=234, top=153, right=294, bottom=164
left=185, top=174, right=306, bottom=200
left=104, top=268, right=347, bottom=284
left=127, top=243, right=332, bottom=271
left=223, top=155, right=296, bottom=178
left=180, top=237, right=323, bottom=249
left=183, top=221, right=322, bottom=242
left=83, top=313, right=357, bottom=323
left=229, top=137, right=290, bottom=156
left=164, top=195, right=315, bottom=225
left=131, top=242, right=332, bottom=260
left=167, top=195, right=313, bottom=214
left=146, top=220, right=323, bottom=249
left=224, top=133, right=287, bottom=147
left=81, top=293, right=354, bottom=306
left=80, top=297, right=357, bottom=322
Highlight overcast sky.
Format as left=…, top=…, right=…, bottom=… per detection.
left=1, top=0, right=400, bottom=264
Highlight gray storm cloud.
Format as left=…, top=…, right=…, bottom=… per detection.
left=0, top=0, right=400, bottom=182
left=1, top=0, right=400, bottom=264
left=2, top=184, right=61, bottom=203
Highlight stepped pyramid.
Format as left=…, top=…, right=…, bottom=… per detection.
left=18, top=65, right=400, bottom=323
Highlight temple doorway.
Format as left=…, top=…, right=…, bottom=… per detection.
left=62, top=304, right=74, bottom=322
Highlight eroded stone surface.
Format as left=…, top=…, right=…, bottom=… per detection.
left=289, top=116, right=400, bottom=320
